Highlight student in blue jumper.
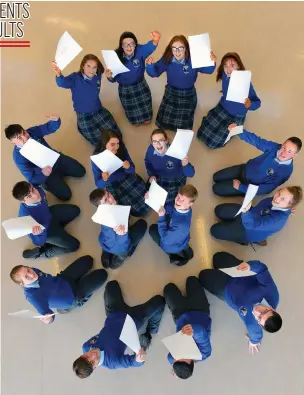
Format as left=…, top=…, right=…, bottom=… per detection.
left=89, top=188, right=147, bottom=269
left=73, top=280, right=165, bottom=378
left=199, top=252, right=282, bottom=354
left=9, top=255, right=108, bottom=324
left=5, top=115, right=86, bottom=201
left=197, top=52, right=261, bottom=149
left=213, top=125, right=301, bottom=196
left=164, top=277, right=212, bottom=379
left=105, top=31, right=161, bottom=126
left=211, top=186, right=302, bottom=246
left=149, top=184, right=198, bottom=266
left=146, top=34, right=216, bottom=131
left=13, top=181, right=80, bottom=259
left=91, top=130, right=149, bottom=217
left=52, top=54, right=122, bottom=146
left=145, top=129, right=195, bottom=205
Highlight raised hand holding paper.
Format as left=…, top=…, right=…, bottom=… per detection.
left=145, top=180, right=168, bottom=212
left=20, top=139, right=60, bottom=168
left=166, top=129, right=194, bottom=160
left=236, top=184, right=259, bottom=216
left=2, top=216, right=45, bottom=240
left=55, top=31, right=83, bottom=71
left=91, top=204, right=130, bottom=230
left=9, top=310, right=56, bottom=319
left=226, top=70, right=252, bottom=104
left=90, top=150, right=123, bottom=175
left=119, top=314, right=141, bottom=353
left=220, top=267, right=256, bottom=277
left=101, top=50, right=130, bottom=78
left=162, top=331, right=202, bottom=360
left=188, top=33, right=214, bottom=68
left=224, top=125, right=244, bottom=145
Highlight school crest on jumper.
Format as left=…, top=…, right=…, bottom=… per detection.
left=132, top=59, right=140, bottom=67
left=183, top=65, right=189, bottom=74
left=267, top=168, right=274, bottom=176
left=261, top=209, right=270, bottom=216
left=239, top=306, right=247, bottom=316
left=166, top=161, right=174, bottom=169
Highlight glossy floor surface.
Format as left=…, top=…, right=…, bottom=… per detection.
left=1, top=2, right=304, bottom=394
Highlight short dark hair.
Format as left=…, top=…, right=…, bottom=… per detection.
left=264, top=312, right=282, bottom=333
left=173, top=360, right=194, bottom=379
left=286, top=137, right=302, bottom=153
left=5, top=124, right=24, bottom=140
left=89, top=188, right=106, bottom=206
left=10, top=265, right=24, bottom=284
left=73, top=356, right=94, bottom=379
left=12, top=181, right=31, bottom=201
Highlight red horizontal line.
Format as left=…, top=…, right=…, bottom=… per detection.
left=0, top=40, right=30, bottom=43
left=0, top=44, right=31, bottom=47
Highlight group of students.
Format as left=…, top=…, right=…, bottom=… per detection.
left=6, top=30, right=303, bottom=381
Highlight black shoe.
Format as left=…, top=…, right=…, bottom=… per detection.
left=22, top=247, right=42, bottom=259
left=139, top=332, right=152, bottom=351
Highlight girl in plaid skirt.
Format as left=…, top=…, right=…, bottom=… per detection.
left=52, top=55, right=122, bottom=146
left=91, top=130, right=149, bottom=217
left=106, top=31, right=161, bottom=126
left=146, top=35, right=216, bottom=131
left=197, top=52, right=261, bottom=149
left=144, top=129, right=195, bottom=205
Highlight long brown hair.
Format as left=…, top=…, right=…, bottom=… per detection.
left=216, top=52, right=245, bottom=82
left=162, top=35, right=190, bottom=65
left=79, top=54, right=104, bottom=76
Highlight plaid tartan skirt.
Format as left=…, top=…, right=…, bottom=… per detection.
left=118, top=78, right=153, bottom=125
left=155, top=175, right=187, bottom=205
left=77, top=107, right=122, bottom=146
left=106, top=173, right=149, bottom=215
left=197, top=103, right=246, bottom=149
left=156, top=85, right=197, bottom=131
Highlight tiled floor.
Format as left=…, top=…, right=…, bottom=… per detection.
left=1, top=2, right=304, bottom=394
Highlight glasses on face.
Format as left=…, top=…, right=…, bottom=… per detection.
left=152, top=139, right=166, bottom=146
left=172, top=46, right=185, bottom=53
left=122, top=42, right=135, bottom=49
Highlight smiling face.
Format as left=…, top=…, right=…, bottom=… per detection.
left=171, top=40, right=186, bottom=62
left=151, top=132, right=168, bottom=154
left=174, top=193, right=193, bottom=211
left=106, top=137, right=120, bottom=155
left=252, top=305, right=275, bottom=326
left=83, top=349, right=100, bottom=369
left=122, top=37, right=136, bottom=57
left=10, top=129, right=30, bottom=147
left=277, top=140, right=298, bottom=161
left=272, top=188, right=294, bottom=208
left=83, top=59, right=98, bottom=78
left=17, top=266, right=38, bottom=285
left=223, top=57, right=240, bottom=77
left=22, top=185, right=42, bottom=204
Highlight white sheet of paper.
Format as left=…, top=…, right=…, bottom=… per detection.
left=188, top=33, right=214, bottom=68
left=90, top=150, right=123, bottom=175
left=220, top=267, right=256, bottom=277
left=226, top=70, right=252, bottom=103
left=8, top=310, right=56, bottom=319
left=55, top=31, right=83, bottom=71
left=119, top=314, right=140, bottom=353
left=91, top=204, right=130, bottom=230
left=2, top=216, right=45, bottom=240
left=145, top=180, right=168, bottom=213
left=235, top=184, right=259, bottom=216
left=20, top=139, right=60, bottom=168
left=162, top=331, right=202, bottom=361
left=101, top=50, right=130, bottom=78
left=166, top=129, right=194, bottom=160
left=224, top=125, right=244, bottom=145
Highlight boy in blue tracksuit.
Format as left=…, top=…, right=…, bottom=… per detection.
left=5, top=115, right=86, bottom=201
left=149, top=184, right=198, bottom=266
left=164, top=277, right=212, bottom=379
left=211, top=186, right=302, bottom=246
left=9, top=255, right=107, bottom=324
left=199, top=252, right=282, bottom=354
left=89, top=188, right=147, bottom=269
left=13, top=181, right=80, bottom=259
left=73, top=280, right=165, bottom=378
left=213, top=127, right=301, bottom=197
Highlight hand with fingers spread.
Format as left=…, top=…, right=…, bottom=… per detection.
left=245, top=334, right=260, bottom=355
left=151, top=31, right=161, bottom=45
left=244, top=98, right=251, bottom=109
left=181, top=324, right=194, bottom=336
left=52, top=61, right=62, bottom=77
left=42, top=166, right=52, bottom=176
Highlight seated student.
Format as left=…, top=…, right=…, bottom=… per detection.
left=144, top=129, right=195, bottom=205
left=89, top=189, right=147, bottom=269
left=13, top=181, right=80, bottom=259
left=91, top=130, right=149, bottom=217
left=199, top=252, right=282, bottom=354
left=210, top=186, right=302, bottom=246
left=213, top=125, right=302, bottom=197
left=5, top=115, right=86, bottom=201
left=149, top=185, right=198, bottom=266
left=9, top=255, right=108, bottom=324
left=73, top=280, right=165, bottom=377
left=164, top=277, right=212, bottom=379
